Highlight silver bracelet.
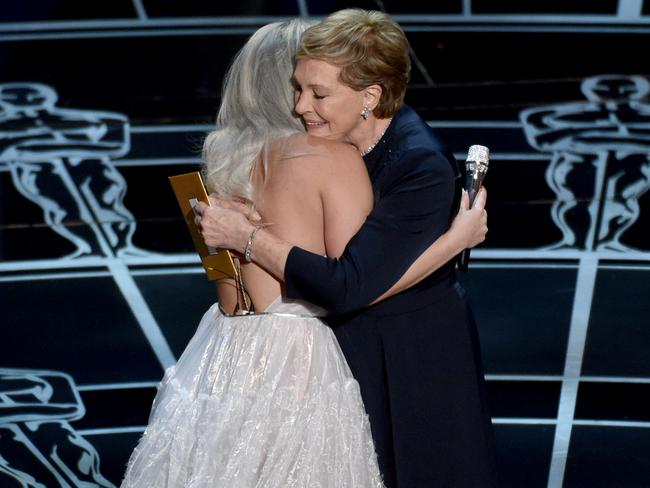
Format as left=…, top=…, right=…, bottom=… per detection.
left=244, top=225, right=262, bottom=262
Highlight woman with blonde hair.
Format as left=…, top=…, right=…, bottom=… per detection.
left=199, top=9, right=497, bottom=488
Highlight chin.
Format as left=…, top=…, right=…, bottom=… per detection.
left=307, top=126, right=328, bottom=135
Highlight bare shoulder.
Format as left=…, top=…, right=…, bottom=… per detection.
left=306, top=134, right=362, bottom=164
left=271, top=134, right=366, bottom=178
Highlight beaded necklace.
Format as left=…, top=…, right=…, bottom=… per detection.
left=360, top=118, right=392, bottom=156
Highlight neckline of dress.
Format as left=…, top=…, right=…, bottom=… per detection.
left=362, top=110, right=400, bottom=174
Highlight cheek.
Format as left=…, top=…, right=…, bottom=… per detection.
left=322, top=101, right=347, bottom=124
left=338, top=108, right=359, bottom=128
left=310, top=101, right=331, bottom=123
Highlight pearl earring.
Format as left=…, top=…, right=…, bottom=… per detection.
left=360, top=107, right=370, bottom=120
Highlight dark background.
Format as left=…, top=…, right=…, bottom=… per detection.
left=1, top=1, right=650, bottom=487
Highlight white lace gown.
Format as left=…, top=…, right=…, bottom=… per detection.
left=120, top=297, right=384, bottom=488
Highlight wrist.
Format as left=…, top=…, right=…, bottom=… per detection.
left=237, top=222, right=256, bottom=254
left=445, top=229, right=467, bottom=255
left=243, top=224, right=264, bottom=262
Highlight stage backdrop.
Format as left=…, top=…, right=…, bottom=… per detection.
left=1, top=1, right=650, bottom=487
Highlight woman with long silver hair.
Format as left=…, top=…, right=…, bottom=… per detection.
left=121, top=20, right=384, bottom=487
left=122, top=15, right=487, bottom=488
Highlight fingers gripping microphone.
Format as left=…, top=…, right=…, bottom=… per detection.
left=458, top=145, right=489, bottom=272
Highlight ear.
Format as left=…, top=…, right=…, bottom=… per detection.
left=363, top=84, right=383, bottom=111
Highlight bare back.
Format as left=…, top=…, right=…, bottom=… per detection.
left=219, top=133, right=372, bottom=312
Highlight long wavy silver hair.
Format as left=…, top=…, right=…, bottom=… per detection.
left=203, top=20, right=311, bottom=202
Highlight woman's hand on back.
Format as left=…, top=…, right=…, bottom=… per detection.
left=194, top=196, right=260, bottom=252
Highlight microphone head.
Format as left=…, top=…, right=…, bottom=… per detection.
left=466, top=145, right=489, bottom=165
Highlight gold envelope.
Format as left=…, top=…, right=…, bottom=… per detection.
left=168, top=172, right=238, bottom=280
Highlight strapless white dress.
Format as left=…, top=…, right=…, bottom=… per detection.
left=120, top=297, right=384, bottom=488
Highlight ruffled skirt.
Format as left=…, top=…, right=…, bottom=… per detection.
left=120, top=303, right=384, bottom=488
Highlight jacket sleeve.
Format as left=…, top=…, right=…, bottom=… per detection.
left=284, top=148, right=458, bottom=314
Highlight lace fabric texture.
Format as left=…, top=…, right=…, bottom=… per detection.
left=120, top=298, right=384, bottom=488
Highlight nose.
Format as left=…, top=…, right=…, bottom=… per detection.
left=294, top=91, right=310, bottom=116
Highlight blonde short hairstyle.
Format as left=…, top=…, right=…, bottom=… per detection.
left=297, top=9, right=411, bottom=118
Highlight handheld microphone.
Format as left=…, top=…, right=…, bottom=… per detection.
left=458, top=145, right=489, bottom=272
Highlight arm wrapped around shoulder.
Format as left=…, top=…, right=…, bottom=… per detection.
left=285, top=147, right=458, bottom=314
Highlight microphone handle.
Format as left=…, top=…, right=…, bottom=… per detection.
left=458, top=245, right=471, bottom=271
left=457, top=178, right=483, bottom=272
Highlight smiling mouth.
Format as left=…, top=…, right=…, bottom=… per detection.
left=304, top=120, right=326, bottom=129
